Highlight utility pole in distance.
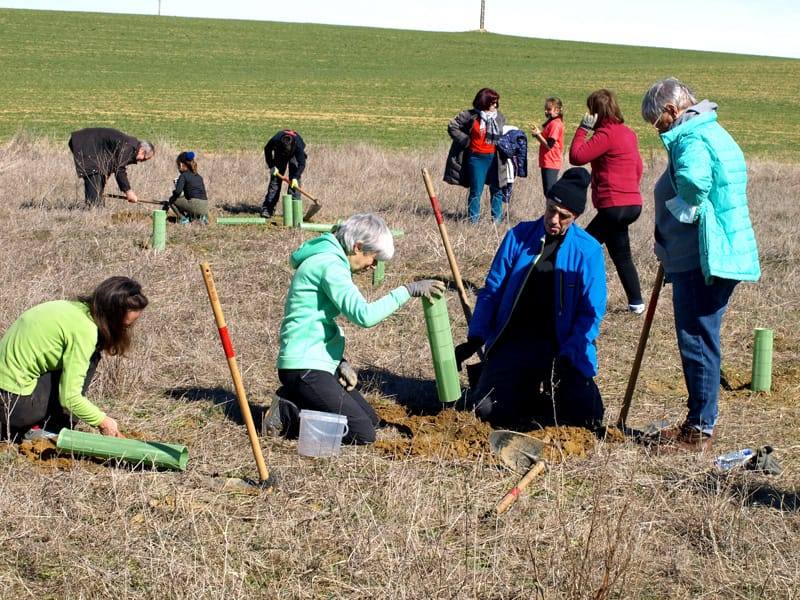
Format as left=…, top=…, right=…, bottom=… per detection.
left=479, top=0, right=486, bottom=32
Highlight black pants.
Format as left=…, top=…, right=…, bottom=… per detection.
left=0, top=351, right=101, bottom=440
left=541, top=168, right=559, bottom=196
left=469, top=337, right=603, bottom=429
left=277, top=369, right=379, bottom=445
left=262, top=173, right=301, bottom=214
left=82, top=173, right=107, bottom=207
left=585, top=205, right=643, bottom=305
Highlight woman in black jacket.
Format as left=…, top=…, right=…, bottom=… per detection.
left=165, top=151, right=209, bottom=224
left=444, top=88, right=507, bottom=224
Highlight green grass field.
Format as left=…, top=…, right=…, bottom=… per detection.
left=0, top=8, right=798, bottom=157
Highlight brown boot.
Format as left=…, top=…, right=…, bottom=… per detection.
left=652, top=422, right=714, bottom=453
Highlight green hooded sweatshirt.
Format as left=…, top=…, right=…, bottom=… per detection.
left=277, top=233, right=411, bottom=373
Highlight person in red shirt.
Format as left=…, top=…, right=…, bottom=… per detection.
left=531, top=96, right=565, bottom=195
left=444, top=88, right=507, bottom=224
left=569, top=89, right=645, bottom=314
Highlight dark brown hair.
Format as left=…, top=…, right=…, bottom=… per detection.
left=78, top=277, right=148, bottom=356
left=472, top=87, right=500, bottom=111
left=176, top=151, right=198, bottom=174
left=586, top=89, right=624, bottom=126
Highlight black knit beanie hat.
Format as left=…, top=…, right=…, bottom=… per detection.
left=546, top=167, right=591, bottom=216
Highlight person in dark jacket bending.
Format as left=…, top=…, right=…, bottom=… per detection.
left=164, top=151, right=209, bottom=224
left=454, top=168, right=607, bottom=429
left=68, top=127, right=154, bottom=207
left=261, top=129, right=307, bottom=218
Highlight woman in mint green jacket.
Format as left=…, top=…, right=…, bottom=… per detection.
left=0, top=277, right=148, bottom=440
left=271, top=213, right=445, bottom=444
left=640, top=78, right=760, bottom=451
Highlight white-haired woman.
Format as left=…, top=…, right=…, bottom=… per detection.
left=641, top=78, right=760, bottom=451
left=270, top=213, right=445, bottom=444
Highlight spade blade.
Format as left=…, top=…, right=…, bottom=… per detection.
left=303, top=202, right=322, bottom=222
left=489, top=430, right=546, bottom=474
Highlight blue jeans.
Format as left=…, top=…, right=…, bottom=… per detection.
left=670, top=268, right=738, bottom=434
left=467, top=152, right=504, bottom=223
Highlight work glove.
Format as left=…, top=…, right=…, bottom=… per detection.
left=337, top=360, right=358, bottom=391
left=290, top=178, right=299, bottom=190
left=405, top=279, right=446, bottom=300
left=745, top=445, right=782, bottom=475
left=454, top=336, right=483, bottom=371
left=579, top=112, right=599, bottom=130
left=272, top=167, right=280, bottom=177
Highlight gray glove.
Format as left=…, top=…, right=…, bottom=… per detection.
left=580, top=112, right=599, bottom=130
left=745, top=445, right=782, bottom=475
left=337, top=360, right=358, bottom=391
left=405, top=279, right=446, bottom=300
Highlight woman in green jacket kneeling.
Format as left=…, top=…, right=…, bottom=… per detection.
left=0, top=277, right=148, bottom=440
left=270, top=213, right=445, bottom=444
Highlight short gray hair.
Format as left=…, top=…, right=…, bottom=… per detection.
left=641, top=78, right=697, bottom=124
left=139, top=140, right=155, bottom=157
left=335, top=213, right=395, bottom=261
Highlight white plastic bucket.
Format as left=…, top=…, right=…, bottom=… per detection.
left=297, top=410, right=349, bottom=457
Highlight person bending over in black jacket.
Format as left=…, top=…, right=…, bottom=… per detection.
left=261, top=129, right=306, bottom=218
left=68, top=127, right=154, bottom=207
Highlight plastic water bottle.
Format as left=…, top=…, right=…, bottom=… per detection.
left=714, top=448, right=755, bottom=471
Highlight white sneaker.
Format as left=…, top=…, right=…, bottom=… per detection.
left=628, top=303, right=645, bottom=315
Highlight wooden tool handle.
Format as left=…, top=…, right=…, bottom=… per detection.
left=200, top=262, right=270, bottom=483
left=421, top=168, right=473, bottom=323
left=273, top=171, right=319, bottom=204
left=617, top=263, right=665, bottom=428
left=494, top=461, right=546, bottom=515
left=104, top=193, right=163, bottom=205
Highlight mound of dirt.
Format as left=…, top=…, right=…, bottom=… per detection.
left=111, top=210, right=153, bottom=224
left=374, top=405, right=492, bottom=460
left=373, top=402, right=614, bottom=463
left=17, top=438, right=74, bottom=471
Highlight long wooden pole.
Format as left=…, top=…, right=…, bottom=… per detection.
left=272, top=171, right=320, bottom=204
left=104, top=193, right=163, bottom=206
left=200, top=262, right=270, bottom=483
left=617, top=263, right=665, bottom=429
left=421, top=168, right=474, bottom=323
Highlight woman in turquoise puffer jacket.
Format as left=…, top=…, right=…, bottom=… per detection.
left=640, top=77, right=760, bottom=451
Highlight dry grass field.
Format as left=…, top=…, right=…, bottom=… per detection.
left=1, top=134, right=799, bottom=598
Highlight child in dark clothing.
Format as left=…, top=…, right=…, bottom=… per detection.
left=531, top=97, right=565, bottom=196
left=164, top=151, right=209, bottom=224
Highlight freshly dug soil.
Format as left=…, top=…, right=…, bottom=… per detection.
left=373, top=401, right=616, bottom=463
left=17, top=438, right=74, bottom=471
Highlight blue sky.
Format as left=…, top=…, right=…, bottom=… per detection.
left=1, top=0, right=798, bottom=59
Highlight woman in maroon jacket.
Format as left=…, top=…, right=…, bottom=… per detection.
left=569, top=89, right=644, bottom=313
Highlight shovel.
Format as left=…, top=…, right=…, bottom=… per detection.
left=272, top=172, right=322, bottom=221
left=484, top=430, right=547, bottom=518
left=104, top=192, right=165, bottom=206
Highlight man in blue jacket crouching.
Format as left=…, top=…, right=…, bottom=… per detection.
left=455, top=167, right=607, bottom=429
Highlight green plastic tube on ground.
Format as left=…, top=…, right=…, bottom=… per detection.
left=216, top=217, right=267, bottom=225
left=372, top=260, right=385, bottom=286
left=292, top=198, right=303, bottom=227
left=56, top=429, right=189, bottom=471
left=299, top=222, right=336, bottom=232
left=751, top=328, right=773, bottom=391
left=151, top=210, right=166, bottom=251
left=422, top=296, right=461, bottom=404
left=282, top=194, right=293, bottom=227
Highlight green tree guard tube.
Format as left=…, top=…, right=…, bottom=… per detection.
left=372, top=260, right=385, bottom=286
left=299, top=222, right=336, bottom=232
left=151, top=210, right=166, bottom=251
left=216, top=217, right=267, bottom=225
left=390, top=228, right=405, bottom=239
left=56, top=429, right=189, bottom=471
left=292, top=198, right=303, bottom=227
left=422, top=296, right=461, bottom=403
left=751, top=328, right=773, bottom=391
left=282, top=194, right=293, bottom=227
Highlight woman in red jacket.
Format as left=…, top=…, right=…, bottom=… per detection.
left=569, top=89, right=644, bottom=314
